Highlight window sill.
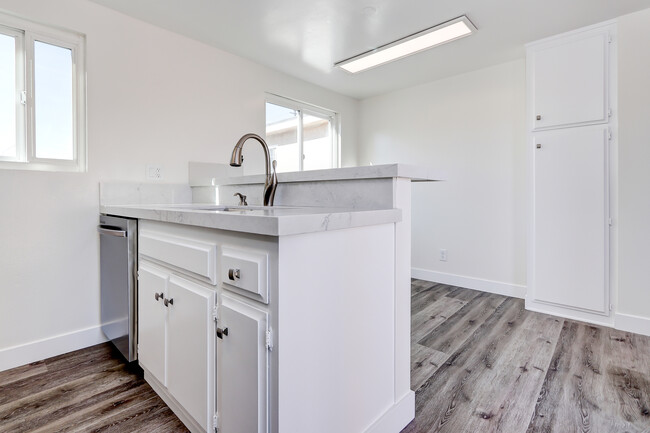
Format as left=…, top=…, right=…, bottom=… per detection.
left=0, top=160, right=86, bottom=173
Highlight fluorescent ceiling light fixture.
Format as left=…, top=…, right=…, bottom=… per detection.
left=335, top=16, right=476, bottom=73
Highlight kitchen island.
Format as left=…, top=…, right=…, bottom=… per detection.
left=100, top=164, right=442, bottom=433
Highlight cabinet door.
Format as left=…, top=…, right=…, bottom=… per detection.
left=167, top=275, right=215, bottom=432
left=532, top=126, right=609, bottom=313
left=217, top=294, right=268, bottom=433
left=137, top=263, right=168, bottom=385
left=530, top=30, right=609, bottom=129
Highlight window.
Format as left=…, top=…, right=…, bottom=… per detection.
left=265, top=94, right=339, bottom=173
left=0, top=13, right=86, bottom=172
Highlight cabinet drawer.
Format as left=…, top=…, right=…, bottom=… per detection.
left=221, top=247, right=268, bottom=304
left=140, top=230, right=218, bottom=284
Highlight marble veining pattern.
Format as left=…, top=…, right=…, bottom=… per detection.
left=99, top=182, right=192, bottom=206
left=190, top=163, right=445, bottom=187
left=99, top=203, right=401, bottom=236
left=213, top=178, right=396, bottom=209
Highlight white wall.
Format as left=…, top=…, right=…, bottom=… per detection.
left=617, top=8, right=650, bottom=322
left=357, top=60, right=527, bottom=296
left=357, top=9, right=650, bottom=332
left=0, top=0, right=358, bottom=368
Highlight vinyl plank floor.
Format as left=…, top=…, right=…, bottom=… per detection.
left=411, top=283, right=452, bottom=315
left=1, top=281, right=649, bottom=433
left=411, top=279, right=441, bottom=294
left=452, top=309, right=564, bottom=433
left=404, top=297, right=527, bottom=433
left=527, top=322, right=650, bottom=433
left=0, top=344, right=188, bottom=433
left=411, top=344, right=450, bottom=391
left=0, top=361, right=47, bottom=387
left=411, top=295, right=467, bottom=344
left=417, top=291, right=508, bottom=354
left=404, top=281, right=650, bottom=433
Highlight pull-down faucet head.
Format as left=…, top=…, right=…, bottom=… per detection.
left=230, top=145, right=244, bottom=167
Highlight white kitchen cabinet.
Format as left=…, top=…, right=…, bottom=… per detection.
left=103, top=167, right=422, bottom=433
left=531, top=126, right=609, bottom=313
left=167, top=275, right=215, bottom=431
left=136, top=216, right=404, bottom=433
left=217, top=293, right=269, bottom=433
left=137, top=260, right=215, bottom=433
left=138, top=263, right=167, bottom=385
left=528, top=26, right=611, bottom=130
left=526, top=21, right=616, bottom=326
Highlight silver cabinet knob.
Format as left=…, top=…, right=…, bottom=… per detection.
left=164, top=298, right=174, bottom=307
left=154, top=292, right=163, bottom=301
left=536, top=115, right=542, bottom=121
left=536, top=143, right=542, bottom=149
left=228, top=268, right=240, bottom=281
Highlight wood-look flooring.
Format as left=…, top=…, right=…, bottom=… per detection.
left=1, top=280, right=649, bottom=432
left=404, top=280, right=650, bottom=433
left=0, top=343, right=188, bottom=433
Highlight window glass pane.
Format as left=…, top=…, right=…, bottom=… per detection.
left=303, top=113, right=333, bottom=171
left=0, top=33, right=16, bottom=158
left=34, top=41, right=73, bottom=160
left=265, top=102, right=299, bottom=173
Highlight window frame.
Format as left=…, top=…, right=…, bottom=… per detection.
left=265, top=93, right=340, bottom=172
left=0, top=12, right=87, bottom=172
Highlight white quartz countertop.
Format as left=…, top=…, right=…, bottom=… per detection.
left=189, top=163, right=445, bottom=186
left=100, top=203, right=402, bottom=236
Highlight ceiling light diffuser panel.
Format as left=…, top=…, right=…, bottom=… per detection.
left=335, top=15, right=477, bottom=73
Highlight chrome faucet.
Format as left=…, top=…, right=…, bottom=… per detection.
left=233, top=192, right=247, bottom=206
left=229, top=133, right=278, bottom=206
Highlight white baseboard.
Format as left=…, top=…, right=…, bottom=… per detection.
left=615, top=312, right=650, bottom=337
left=411, top=268, right=527, bottom=299
left=0, top=325, right=108, bottom=372
left=365, top=390, right=415, bottom=433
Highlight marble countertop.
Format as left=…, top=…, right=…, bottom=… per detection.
left=189, top=163, right=445, bottom=186
left=100, top=203, right=402, bottom=236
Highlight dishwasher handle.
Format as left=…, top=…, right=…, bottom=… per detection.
left=98, top=226, right=127, bottom=238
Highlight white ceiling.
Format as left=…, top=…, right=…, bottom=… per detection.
left=89, top=0, right=650, bottom=99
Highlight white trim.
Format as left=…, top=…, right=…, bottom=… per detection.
left=364, top=390, right=415, bottom=433
left=0, top=325, right=107, bottom=372
left=0, top=159, right=86, bottom=172
left=411, top=268, right=526, bottom=299
left=266, top=92, right=336, bottom=119
left=0, top=24, right=25, bottom=163
left=615, top=313, right=650, bottom=337
left=525, top=19, right=616, bottom=49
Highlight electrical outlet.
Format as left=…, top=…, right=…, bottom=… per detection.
left=439, top=249, right=448, bottom=262
left=146, top=165, right=163, bottom=180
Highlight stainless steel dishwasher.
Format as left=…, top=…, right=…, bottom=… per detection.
left=98, top=215, right=138, bottom=362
